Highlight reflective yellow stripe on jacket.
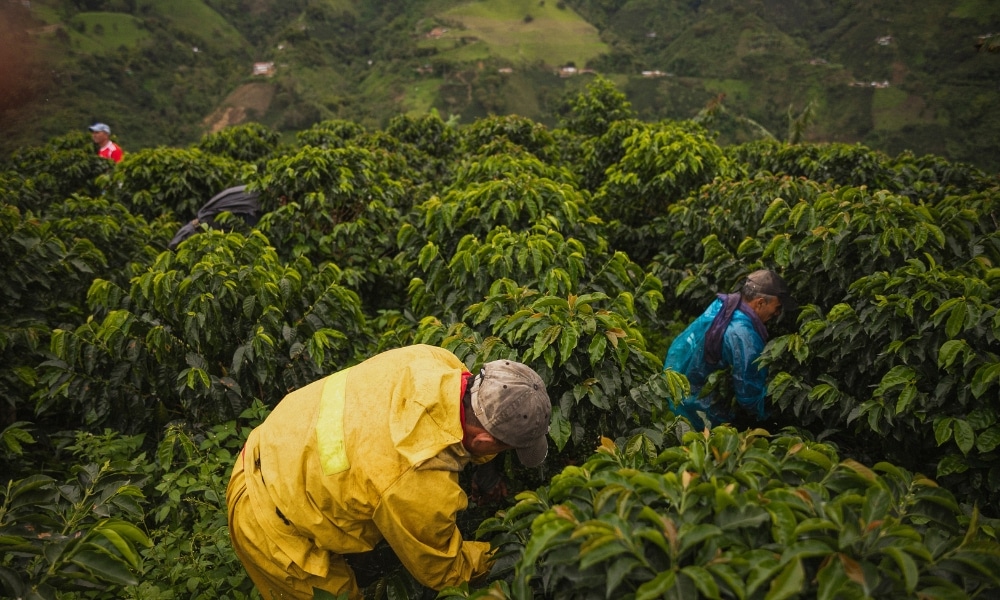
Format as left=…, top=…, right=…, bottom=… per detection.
left=317, top=367, right=350, bottom=475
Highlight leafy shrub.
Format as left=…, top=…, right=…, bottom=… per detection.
left=459, top=115, right=560, bottom=164
left=259, top=198, right=408, bottom=312
left=106, top=148, right=246, bottom=221
left=765, top=257, right=1000, bottom=508
left=385, top=112, right=460, bottom=160
left=406, top=226, right=593, bottom=321
left=398, top=160, right=667, bottom=451
left=251, top=144, right=410, bottom=306
left=448, top=152, right=580, bottom=189
left=644, top=174, right=829, bottom=291
left=296, top=119, right=367, bottom=149
left=727, top=139, right=897, bottom=190
left=0, top=434, right=151, bottom=600
left=197, top=122, right=282, bottom=163
left=594, top=121, right=740, bottom=228
left=558, top=75, right=636, bottom=138
left=0, top=202, right=107, bottom=427
left=405, top=220, right=659, bottom=326
left=2, top=131, right=111, bottom=212
left=477, top=428, right=1000, bottom=599
left=45, top=195, right=175, bottom=286
left=251, top=145, right=406, bottom=215
left=353, top=132, right=431, bottom=190
left=887, top=151, right=995, bottom=201
left=36, top=231, right=368, bottom=434
left=576, top=118, right=646, bottom=193
left=1, top=420, right=260, bottom=600
left=728, top=140, right=997, bottom=204
left=382, top=113, right=463, bottom=192
left=398, top=166, right=602, bottom=265
left=658, top=183, right=986, bottom=321
left=414, top=268, right=664, bottom=455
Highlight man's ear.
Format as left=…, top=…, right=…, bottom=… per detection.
left=467, top=430, right=498, bottom=453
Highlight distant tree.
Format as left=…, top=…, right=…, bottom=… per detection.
left=787, top=99, right=817, bottom=144
left=692, top=93, right=775, bottom=141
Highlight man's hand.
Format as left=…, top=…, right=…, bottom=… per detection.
left=470, top=462, right=508, bottom=505
left=472, top=547, right=518, bottom=586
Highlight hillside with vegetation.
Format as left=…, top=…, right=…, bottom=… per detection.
left=2, top=0, right=999, bottom=172
left=2, top=74, right=999, bottom=597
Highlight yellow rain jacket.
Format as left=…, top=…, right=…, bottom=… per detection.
left=226, top=345, right=493, bottom=599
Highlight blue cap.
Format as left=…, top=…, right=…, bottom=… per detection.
left=88, top=123, right=111, bottom=134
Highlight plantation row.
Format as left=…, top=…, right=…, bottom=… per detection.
left=2, top=79, right=999, bottom=598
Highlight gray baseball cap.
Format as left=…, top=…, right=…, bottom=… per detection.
left=744, top=269, right=798, bottom=313
left=88, top=123, right=111, bottom=134
left=470, top=359, right=551, bottom=467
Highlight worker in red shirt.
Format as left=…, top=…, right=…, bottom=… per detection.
left=88, top=123, right=124, bottom=163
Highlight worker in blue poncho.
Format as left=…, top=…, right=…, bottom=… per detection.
left=664, top=269, right=797, bottom=429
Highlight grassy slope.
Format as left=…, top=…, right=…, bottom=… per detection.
left=435, top=0, right=607, bottom=66
left=137, top=0, right=248, bottom=52
left=66, top=13, right=149, bottom=55
left=386, top=0, right=607, bottom=122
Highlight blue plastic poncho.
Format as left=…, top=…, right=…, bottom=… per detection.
left=664, top=296, right=770, bottom=428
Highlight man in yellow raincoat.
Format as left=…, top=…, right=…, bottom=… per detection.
left=226, top=344, right=552, bottom=599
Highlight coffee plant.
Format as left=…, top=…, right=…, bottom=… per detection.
left=594, top=120, right=740, bottom=228
left=469, top=428, right=1000, bottom=599
left=0, top=435, right=151, bottom=600
left=2, top=75, right=999, bottom=598
left=106, top=148, right=248, bottom=222
left=196, top=123, right=282, bottom=164
left=35, top=231, right=367, bottom=434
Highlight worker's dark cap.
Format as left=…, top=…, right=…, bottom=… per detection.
left=743, top=269, right=798, bottom=313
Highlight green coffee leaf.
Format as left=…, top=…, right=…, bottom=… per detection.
left=765, top=557, right=805, bottom=600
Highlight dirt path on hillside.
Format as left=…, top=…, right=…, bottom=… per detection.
left=202, top=82, right=275, bottom=133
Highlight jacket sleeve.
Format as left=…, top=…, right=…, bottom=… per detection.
left=723, top=323, right=769, bottom=420
left=372, top=466, right=492, bottom=590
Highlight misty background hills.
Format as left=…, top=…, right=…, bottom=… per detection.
left=3, top=0, right=999, bottom=172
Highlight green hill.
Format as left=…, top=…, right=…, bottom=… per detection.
left=2, top=0, right=998, bottom=172
left=429, top=0, right=608, bottom=65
